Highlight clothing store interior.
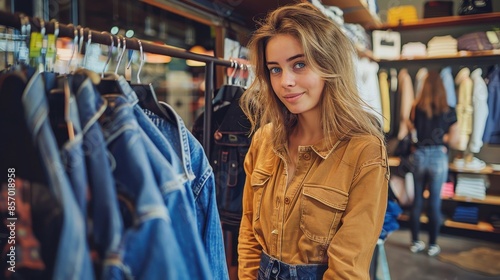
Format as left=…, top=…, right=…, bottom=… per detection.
left=0, top=0, right=499, bottom=279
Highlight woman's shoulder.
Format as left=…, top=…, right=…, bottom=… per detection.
left=253, top=123, right=274, bottom=142
left=345, top=134, right=387, bottom=162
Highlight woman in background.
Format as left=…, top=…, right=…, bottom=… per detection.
left=408, top=70, right=458, bottom=257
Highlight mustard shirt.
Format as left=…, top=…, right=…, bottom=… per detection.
left=238, top=124, right=389, bottom=279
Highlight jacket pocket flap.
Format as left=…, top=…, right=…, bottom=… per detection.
left=251, top=169, right=271, bottom=187
left=303, top=185, right=348, bottom=211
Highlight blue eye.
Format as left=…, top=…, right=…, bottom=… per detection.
left=295, top=62, right=305, bottom=69
left=269, top=67, right=281, bottom=74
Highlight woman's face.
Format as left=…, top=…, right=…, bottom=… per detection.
left=265, top=34, right=325, bottom=116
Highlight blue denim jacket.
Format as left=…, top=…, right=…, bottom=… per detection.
left=23, top=72, right=95, bottom=279
left=72, top=74, right=124, bottom=262
left=116, top=77, right=213, bottom=279
left=98, top=93, right=187, bottom=279
left=484, top=65, right=500, bottom=144
left=146, top=102, right=229, bottom=280
left=441, top=66, right=457, bottom=107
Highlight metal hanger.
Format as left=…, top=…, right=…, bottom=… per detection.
left=131, top=39, right=175, bottom=124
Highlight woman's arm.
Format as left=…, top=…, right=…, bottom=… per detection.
left=325, top=143, right=389, bottom=279
left=238, top=133, right=263, bottom=279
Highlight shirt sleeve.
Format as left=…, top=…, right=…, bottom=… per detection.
left=238, top=129, right=263, bottom=279
left=325, top=141, right=389, bottom=279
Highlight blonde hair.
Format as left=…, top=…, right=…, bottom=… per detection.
left=240, top=1, right=384, bottom=150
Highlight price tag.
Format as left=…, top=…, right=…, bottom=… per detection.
left=29, top=32, right=43, bottom=58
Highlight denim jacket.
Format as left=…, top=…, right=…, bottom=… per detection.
left=23, top=72, right=95, bottom=279
left=147, top=102, right=229, bottom=280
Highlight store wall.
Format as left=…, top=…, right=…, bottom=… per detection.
left=377, top=0, right=500, bottom=22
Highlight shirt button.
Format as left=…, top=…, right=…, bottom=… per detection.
left=303, top=153, right=311, bottom=160
left=284, top=197, right=290, bottom=204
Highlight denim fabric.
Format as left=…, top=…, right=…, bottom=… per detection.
left=411, top=146, right=449, bottom=245
left=98, top=94, right=186, bottom=279
left=22, top=71, right=95, bottom=279
left=72, top=75, right=123, bottom=261
left=147, top=102, right=229, bottom=280
left=483, top=65, right=500, bottom=144
left=441, top=67, right=457, bottom=107
left=258, top=251, right=327, bottom=280
left=44, top=72, right=89, bottom=214
left=116, top=77, right=212, bottom=278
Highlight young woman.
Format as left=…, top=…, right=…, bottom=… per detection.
left=408, top=70, right=458, bottom=257
left=237, top=2, right=389, bottom=279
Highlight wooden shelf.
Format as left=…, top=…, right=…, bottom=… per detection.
left=445, top=195, right=500, bottom=206
left=399, top=214, right=499, bottom=233
left=371, top=12, right=500, bottom=31
left=377, top=50, right=500, bottom=66
left=389, top=156, right=500, bottom=175
left=322, top=0, right=382, bottom=29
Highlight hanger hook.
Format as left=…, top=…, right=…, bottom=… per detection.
left=67, top=24, right=78, bottom=71
left=136, top=39, right=145, bottom=84
left=82, top=28, right=92, bottom=68
left=115, top=36, right=126, bottom=75
left=228, top=59, right=238, bottom=80
left=38, top=17, right=47, bottom=71
left=78, top=26, right=85, bottom=67
left=102, top=32, right=114, bottom=78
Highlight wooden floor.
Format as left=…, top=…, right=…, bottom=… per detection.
left=383, top=228, right=500, bottom=280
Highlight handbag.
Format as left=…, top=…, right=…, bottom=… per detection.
left=393, top=134, right=414, bottom=157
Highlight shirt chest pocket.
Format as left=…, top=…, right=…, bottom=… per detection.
left=250, top=169, right=271, bottom=222
left=300, top=184, right=348, bottom=245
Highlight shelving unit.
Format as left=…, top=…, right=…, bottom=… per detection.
left=380, top=11, right=500, bottom=237
left=371, top=12, right=500, bottom=31
left=389, top=156, right=500, bottom=234
left=370, top=12, right=500, bottom=67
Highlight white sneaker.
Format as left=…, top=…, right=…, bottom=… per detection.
left=427, top=244, right=441, bottom=256
left=410, top=241, right=425, bottom=253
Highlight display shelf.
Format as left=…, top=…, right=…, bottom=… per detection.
left=446, top=195, right=500, bottom=206
left=377, top=50, right=500, bottom=66
left=321, top=0, right=381, bottom=28
left=371, top=12, right=500, bottom=31
left=398, top=214, right=499, bottom=233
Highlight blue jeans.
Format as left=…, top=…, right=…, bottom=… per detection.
left=72, top=74, right=123, bottom=261
left=23, top=72, right=95, bottom=279
left=258, top=251, right=327, bottom=280
left=146, top=102, right=229, bottom=280
left=98, top=94, right=187, bottom=279
left=411, top=145, right=448, bottom=245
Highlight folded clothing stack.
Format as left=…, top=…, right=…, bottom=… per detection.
left=452, top=203, right=480, bottom=224
left=427, top=35, right=457, bottom=57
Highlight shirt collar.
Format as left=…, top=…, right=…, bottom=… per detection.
left=273, top=134, right=343, bottom=160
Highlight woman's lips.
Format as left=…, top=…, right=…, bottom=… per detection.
left=283, top=93, right=303, bottom=102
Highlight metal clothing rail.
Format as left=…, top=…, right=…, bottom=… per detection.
left=0, top=10, right=233, bottom=156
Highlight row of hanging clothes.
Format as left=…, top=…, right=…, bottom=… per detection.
left=0, top=12, right=238, bottom=280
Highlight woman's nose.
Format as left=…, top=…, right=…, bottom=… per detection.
left=281, top=70, right=296, bottom=88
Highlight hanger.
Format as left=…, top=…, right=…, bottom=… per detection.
left=130, top=39, right=175, bottom=124
left=97, top=33, right=123, bottom=95
left=212, top=59, right=245, bottom=105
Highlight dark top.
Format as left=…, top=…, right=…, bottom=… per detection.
left=414, top=106, right=457, bottom=147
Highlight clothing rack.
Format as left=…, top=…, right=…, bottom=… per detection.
left=0, top=10, right=234, bottom=156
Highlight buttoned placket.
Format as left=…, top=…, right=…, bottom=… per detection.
left=273, top=146, right=315, bottom=259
